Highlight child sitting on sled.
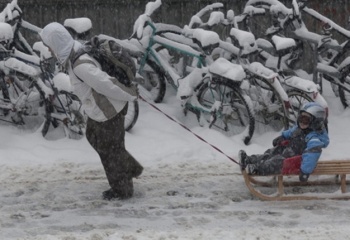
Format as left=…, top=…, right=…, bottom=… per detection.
left=239, top=102, right=329, bottom=182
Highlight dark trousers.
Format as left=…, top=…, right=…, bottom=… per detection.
left=85, top=104, right=143, bottom=198
left=247, top=146, right=295, bottom=175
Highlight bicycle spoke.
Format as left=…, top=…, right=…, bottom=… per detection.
left=197, top=79, right=254, bottom=142
left=242, top=77, right=289, bottom=134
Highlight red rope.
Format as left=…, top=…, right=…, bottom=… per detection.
left=139, top=96, right=239, bottom=165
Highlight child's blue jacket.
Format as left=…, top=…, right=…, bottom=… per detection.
left=282, top=125, right=330, bottom=174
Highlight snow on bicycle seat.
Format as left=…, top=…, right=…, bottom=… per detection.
left=209, top=57, right=246, bottom=82
left=229, top=28, right=257, bottom=54
left=256, top=38, right=275, bottom=54
left=271, top=35, right=296, bottom=52
left=192, top=28, right=220, bottom=55
left=64, top=17, right=92, bottom=34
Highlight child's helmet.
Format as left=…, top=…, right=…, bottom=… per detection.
left=299, top=102, right=326, bottom=130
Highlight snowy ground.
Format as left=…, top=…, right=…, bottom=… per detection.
left=1, top=81, right=350, bottom=240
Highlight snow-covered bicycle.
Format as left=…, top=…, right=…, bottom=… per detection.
left=128, top=0, right=255, bottom=143
left=0, top=18, right=84, bottom=138
left=241, top=0, right=329, bottom=125
left=300, top=4, right=350, bottom=108
left=0, top=48, right=84, bottom=138
left=167, top=5, right=291, bottom=134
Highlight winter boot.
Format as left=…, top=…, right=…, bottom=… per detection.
left=115, top=178, right=134, bottom=199
left=102, top=189, right=119, bottom=200
left=247, top=164, right=258, bottom=175
left=239, top=150, right=248, bottom=170
left=131, top=164, right=144, bottom=178
left=102, top=179, right=134, bottom=201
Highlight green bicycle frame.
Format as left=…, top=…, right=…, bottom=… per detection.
left=138, top=20, right=206, bottom=88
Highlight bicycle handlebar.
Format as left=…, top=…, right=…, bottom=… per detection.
left=130, top=0, right=162, bottom=39
left=0, top=0, right=22, bottom=22
left=194, top=3, right=224, bottom=18
left=291, top=22, right=343, bottom=52
left=302, top=6, right=350, bottom=39
left=20, top=20, right=42, bottom=34
left=188, top=2, right=224, bottom=28
left=245, top=0, right=281, bottom=9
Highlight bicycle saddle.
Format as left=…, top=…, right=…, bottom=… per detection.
left=271, top=35, right=296, bottom=52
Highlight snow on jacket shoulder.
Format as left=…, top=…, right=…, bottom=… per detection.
left=69, top=42, right=136, bottom=122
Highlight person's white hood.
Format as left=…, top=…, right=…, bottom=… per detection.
left=39, top=22, right=74, bottom=64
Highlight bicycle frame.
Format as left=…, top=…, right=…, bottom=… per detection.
left=140, top=26, right=223, bottom=117
left=137, top=20, right=206, bottom=89
left=316, top=62, right=350, bottom=95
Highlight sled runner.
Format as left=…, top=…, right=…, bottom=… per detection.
left=242, top=156, right=350, bottom=201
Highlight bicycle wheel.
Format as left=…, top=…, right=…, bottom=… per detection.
left=197, top=78, right=255, bottom=144
left=287, top=90, right=313, bottom=126
left=41, top=98, right=57, bottom=137
left=155, top=45, right=194, bottom=78
left=138, top=59, right=167, bottom=103
left=0, top=77, right=11, bottom=116
left=338, top=75, right=350, bottom=108
left=242, top=77, right=289, bottom=134
left=4, top=77, right=45, bottom=130
left=42, top=92, right=85, bottom=140
left=65, top=106, right=85, bottom=139
left=125, top=101, right=139, bottom=131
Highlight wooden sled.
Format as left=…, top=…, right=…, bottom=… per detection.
left=242, top=156, right=350, bottom=201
